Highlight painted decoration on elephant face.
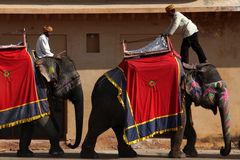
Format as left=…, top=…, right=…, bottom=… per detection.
left=204, top=81, right=229, bottom=106
left=203, top=87, right=216, bottom=105
left=185, top=74, right=202, bottom=103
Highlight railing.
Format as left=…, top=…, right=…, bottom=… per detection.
left=122, top=35, right=171, bottom=58
left=0, top=28, right=27, bottom=49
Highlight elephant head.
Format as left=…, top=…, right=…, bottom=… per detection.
left=35, top=55, right=84, bottom=149
left=183, top=63, right=231, bottom=156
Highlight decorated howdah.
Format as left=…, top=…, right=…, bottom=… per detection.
left=105, top=36, right=184, bottom=145
left=0, top=47, right=50, bottom=129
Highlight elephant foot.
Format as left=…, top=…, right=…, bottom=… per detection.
left=168, top=150, right=185, bottom=158
left=183, top=145, right=198, bottom=157
left=118, top=145, right=137, bottom=158
left=80, top=149, right=99, bottom=159
left=17, top=149, right=34, bottom=157
left=49, top=146, right=64, bottom=156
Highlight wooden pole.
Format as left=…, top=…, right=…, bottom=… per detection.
left=23, top=28, right=26, bottom=47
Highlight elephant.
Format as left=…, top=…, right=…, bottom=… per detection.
left=17, top=54, right=84, bottom=157
left=182, top=63, right=231, bottom=157
left=80, top=60, right=186, bottom=158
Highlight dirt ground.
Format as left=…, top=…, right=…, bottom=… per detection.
left=0, top=134, right=238, bottom=153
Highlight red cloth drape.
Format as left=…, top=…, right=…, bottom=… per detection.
left=0, top=48, right=38, bottom=110
left=119, top=53, right=180, bottom=123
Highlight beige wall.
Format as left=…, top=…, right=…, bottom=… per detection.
left=0, top=12, right=239, bottom=143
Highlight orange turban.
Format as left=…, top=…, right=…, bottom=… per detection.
left=43, top=25, right=53, bottom=32
left=165, top=4, right=175, bottom=12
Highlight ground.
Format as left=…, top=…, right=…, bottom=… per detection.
left=0, top=134, right=238, bottom=153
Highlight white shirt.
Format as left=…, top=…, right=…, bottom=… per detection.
left=36, top=34, right=54, bottom=58
left=164, top=12, right=198, bottom=38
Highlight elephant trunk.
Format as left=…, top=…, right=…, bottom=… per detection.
left=67, top=85, right=84, bottom=149
left=218, top=89, right=231, bottom=156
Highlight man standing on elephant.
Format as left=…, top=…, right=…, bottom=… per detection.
left=36, top=25, right=54, bottom=58
left=162, top=4, right=208, bottom=64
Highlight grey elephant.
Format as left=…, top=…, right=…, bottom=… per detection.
left=182, top=63, right=231, bottom=157
left=17, top=54, right=84, bottom=157
left=80, top=55, right=186, bottom=158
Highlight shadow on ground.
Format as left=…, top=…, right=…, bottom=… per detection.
left=0, top=151, right=239, bottom=159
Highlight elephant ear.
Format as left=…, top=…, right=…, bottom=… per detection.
left=184, top=71, right=202, bottom=104
left=182, top=62, right=196, bottom=70
left=182, top=63, right=203, bottom=103
left=35, top=59, right=52, bottom=82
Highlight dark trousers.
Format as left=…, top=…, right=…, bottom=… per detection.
left=180, top=32, right=207, bottom=63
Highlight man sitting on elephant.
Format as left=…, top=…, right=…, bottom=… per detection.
left=36, top=25, right=54, bottom=58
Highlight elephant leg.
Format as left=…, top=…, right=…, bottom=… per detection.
left=38, top=116, right=64, bottom=156
left=169, top=131, right=185, bottom=158
left=183, top=96, right=198, bottom=157
left=80, top=113, right=109, bottom=159
left=112, top=126, right=137, bottom=158
left=169, top=95, right=186, bottom=158
left=17, top=122, right=34, bottom=157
